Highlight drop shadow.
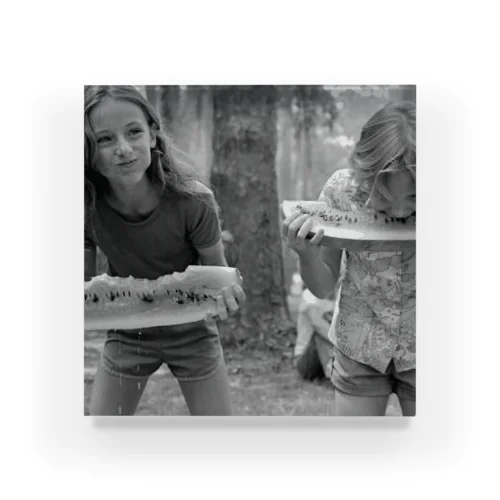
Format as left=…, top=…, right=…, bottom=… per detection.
left=89, top=415, right=413, bottom=431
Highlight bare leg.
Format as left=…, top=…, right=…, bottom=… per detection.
left=398, top=397, right=416, bottom=416
left=177, top=362, right=232, bottom=416
left=334, top=389, right=390, bottom=416
left=394, top=369, right=416, bottom=416
left=89, top=366, right=148, bottom=416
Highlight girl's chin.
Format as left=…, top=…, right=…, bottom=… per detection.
left=382, top=211, right=415, bottom=219
left=109, top=171, right=147, bottom=185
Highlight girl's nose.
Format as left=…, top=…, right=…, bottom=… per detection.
left=115, top=136, right=132, bottom=155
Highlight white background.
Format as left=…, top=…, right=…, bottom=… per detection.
left=3, top=1, right=499, bottom=498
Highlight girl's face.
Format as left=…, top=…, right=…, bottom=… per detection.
left=89, top=98, right=156, bottom=187
left=368, top=169, right=416, bottom=218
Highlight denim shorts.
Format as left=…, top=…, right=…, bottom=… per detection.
left=100, top=320, right=223, bottom=382
left=330, top=346, right=416, bottom=402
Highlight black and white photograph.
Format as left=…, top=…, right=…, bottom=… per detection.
left=84, top=84, right=416, bottom=416
left=14, top=0, right=498, bottom=495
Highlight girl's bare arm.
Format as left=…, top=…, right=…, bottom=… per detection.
left=298, top=247, right=342, bottom=299
left=85, top=246, right=97, bottom=281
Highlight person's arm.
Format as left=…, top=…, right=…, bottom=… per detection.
left=283, top=209, right=342, bottom=299
left=196, top=239, right=228, bottom=267
left=196, top=240, right=245, bottom=321
left=298, top=168, right=346, bottom=298
left=84, top=244, right=97, bottom=281
left=298, top=246, right=342, bottom=299
left=84, top=216, right=98, bottom=281
left=189, top=190, right=245, bottom=320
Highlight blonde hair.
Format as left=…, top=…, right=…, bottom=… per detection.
left=350, top=101, right=416, bottom=204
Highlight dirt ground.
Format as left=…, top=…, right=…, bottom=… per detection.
left=84, top=331, right=402, bottom=416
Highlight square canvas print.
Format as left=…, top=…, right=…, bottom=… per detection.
left=84, top=85, right=416, bottom=416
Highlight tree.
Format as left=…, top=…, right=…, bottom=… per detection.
left=211, top=86, right=292, bottom=345
left=150, top=86, right=214, bottom=184
left=400, top=85, right=416, bottom=103
left=275, top=86, right=339, bottom=290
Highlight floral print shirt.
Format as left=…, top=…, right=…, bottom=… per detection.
left=319, top=169, right=416, bottom=373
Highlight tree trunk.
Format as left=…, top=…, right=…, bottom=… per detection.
left=401, top=85, right=416, bottom=103
left=275, top=101, right=296, bottom=294
left=303, top=124, right=313, bottom=199
left=211, top=86, right=292, bottom=345
left=155, top=86, right=214, bottom=183
left=145, top=86, right=162, bottom=116
left=158, top=86, right=181, bottom=136
left=276, top=106, right=293, bottom=202
left=296, top=124, right=307, bottom=199
left=184, top=86, right=213, bottom=184
left=275, top=86, right=295, bottom=202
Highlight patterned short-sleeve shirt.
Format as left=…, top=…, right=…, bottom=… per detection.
left=319, top=169, right=416, bottom=373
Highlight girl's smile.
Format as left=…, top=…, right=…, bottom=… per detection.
left=117, top=158, right=138, bottom=168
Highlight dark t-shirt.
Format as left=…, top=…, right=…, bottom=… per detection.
left=85, top=188, right=221, bottom=280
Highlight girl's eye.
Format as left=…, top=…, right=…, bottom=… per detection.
left=97, top=136, right=112, bottom=144
left=370, top=193, right=390, bottom=206
left=129, top=128, right=143, bottom=136
left=373, top=200, right=390, bottom=209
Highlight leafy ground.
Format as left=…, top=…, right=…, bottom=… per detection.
left=84, top=339, right=401, bottom=416
left=84, top=296, right=402, bottom=416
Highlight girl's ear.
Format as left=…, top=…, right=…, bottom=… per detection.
left=150, top=131, right=157, bottom=149
left=149, top=122, right=158, bottom=148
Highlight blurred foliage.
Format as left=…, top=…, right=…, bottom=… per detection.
left=125, top=84, right=415, bottom=291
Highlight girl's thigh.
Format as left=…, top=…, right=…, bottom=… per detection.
left=330, top=347, right=393, bottom=416
left=177, top=362, right=232, bottom=416
left=88, top=331, right=163, bottom=416
left=160, top=320, right=232, bottom=415
left=334, top=389, right=390, bottom=416
left=393, top=368, right=416, bottom=416
left=89, top=366, right=149, bottom=416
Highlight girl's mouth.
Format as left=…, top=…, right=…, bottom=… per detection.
left=118, top=159, right=137, bottom=168
left=383, top=210, right=415, bottom=220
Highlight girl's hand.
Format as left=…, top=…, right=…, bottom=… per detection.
left=282, top=211, right=324, bottom=257
left=204, top=282, right=246, bottom=326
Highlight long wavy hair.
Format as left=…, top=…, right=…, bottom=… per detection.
left=349, top=101, right=416, bottom=204
left=84, top=85, right=216, bottom=227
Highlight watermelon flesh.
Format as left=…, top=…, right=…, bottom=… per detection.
left=84, top=266, right=242, bottom=331
left=282, top=201, right=415, bottom=251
